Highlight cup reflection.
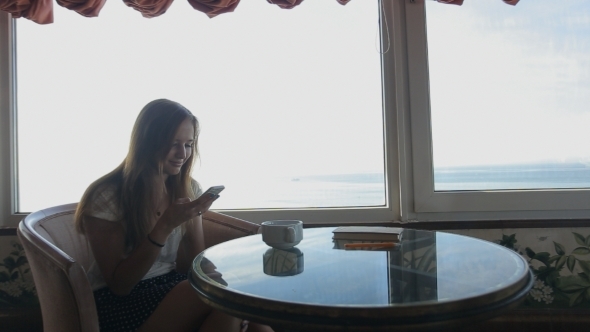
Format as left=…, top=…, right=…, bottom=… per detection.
left=263, top=247, right=304, bottom=277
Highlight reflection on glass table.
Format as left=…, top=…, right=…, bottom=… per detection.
left=263, top=247, right=304, bottom=277
left=190, top=228, right=533, bottom=332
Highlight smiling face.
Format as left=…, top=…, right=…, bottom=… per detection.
left=163, top=117, right=195, bottom=177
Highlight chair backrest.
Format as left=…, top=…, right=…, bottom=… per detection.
left=17, top=203, right=99, bottom=332
left=201, top=210, right=261, bottom=249
left=17, top=204, right=260, bottom=332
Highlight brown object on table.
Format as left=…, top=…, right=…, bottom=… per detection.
left=343, top=242, right=398, bottom=249
left=332, top=226, right=404, bottom=241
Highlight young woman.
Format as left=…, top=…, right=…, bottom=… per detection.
left=74, top=99, right=271, bottom=332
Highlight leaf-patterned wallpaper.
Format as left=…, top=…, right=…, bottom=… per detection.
left=2, top=228, right=590, bottom=309
left=446, top=228, right=590, bottom=309
left=0, top=237, right=38, bottom=307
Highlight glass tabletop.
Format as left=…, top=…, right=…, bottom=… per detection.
left=192, top=227, right=531, bottom=309
left=189, top=227, right=533, bottom=332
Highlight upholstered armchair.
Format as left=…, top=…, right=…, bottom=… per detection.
left=17, top=203, right=260, bottom=332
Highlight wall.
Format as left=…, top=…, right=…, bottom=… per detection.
left=1, top=225, right=590, bottom=331
left=447, top=227, right=590, bottom=309
left=0, top=229, right=42, bottom=331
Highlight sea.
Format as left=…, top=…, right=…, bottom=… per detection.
left=213, top=162, right=590, bottom=209
left=434, top=162, right=590, bottom=191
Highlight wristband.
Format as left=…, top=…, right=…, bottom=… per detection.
left=147, top=234, right=165, bottom=248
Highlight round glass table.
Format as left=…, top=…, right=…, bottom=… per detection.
left=190, top=228, right=533, bottom=331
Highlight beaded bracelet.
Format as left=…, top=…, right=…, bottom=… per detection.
left=147, top=234, right=165, bottom=248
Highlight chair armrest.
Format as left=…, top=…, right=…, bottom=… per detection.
left=202, top=211, right=261, bottom=249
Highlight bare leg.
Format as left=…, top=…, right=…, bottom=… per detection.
left=138, top=280, right=211, bottom=332
left=199, top=310, right=242, bottom=332
left=137, top=279, right=270, bottom=332
left=247, top=321, right=275, bottom=332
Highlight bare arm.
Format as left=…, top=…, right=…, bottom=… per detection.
left=84, top=216, right=166, bottom=296
left=84, top=194, right=217, bottom=296
left=176, top=183, right=215, bottom=273
left=175, top=215, right=206, bottom=274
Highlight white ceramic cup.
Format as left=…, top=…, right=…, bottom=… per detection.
left=261, top=220, right=303, bottom=249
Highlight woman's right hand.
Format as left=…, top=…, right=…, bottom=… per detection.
left=155, top=194, right=219, bottom=232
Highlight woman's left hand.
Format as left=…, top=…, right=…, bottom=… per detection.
left=175, top=195, right=216, bottom=216
left=157, top=194, right=218, bottom=230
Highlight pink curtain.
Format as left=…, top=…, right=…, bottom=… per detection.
left=57, top=0, right=104, bottom=17
left=437, top=0, right=463, bottom=5
left=187, top=0, right=240, bottom=18
left=123, top=0, right=174, bottom=18
left=1, top=0, right=53, bottom=23
left=438, top=0, right=519, bottom=6
left=266, top=1, right=350, bottom=10
left=0, top=0, right=31, bottom=15
left=266, top=0, right=302, bottom=10
left=0, top=0, right=521, bottom=25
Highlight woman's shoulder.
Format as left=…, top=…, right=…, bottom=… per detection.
left=86, top=182, right=123, bottom=222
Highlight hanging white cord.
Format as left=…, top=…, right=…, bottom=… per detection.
left=376, top=1, right=391, bottom=54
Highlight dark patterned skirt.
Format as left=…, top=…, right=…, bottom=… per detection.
left=93, top=270, right=187, bottom=332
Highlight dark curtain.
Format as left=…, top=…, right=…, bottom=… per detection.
left=0, top=0, right=519, bottom=25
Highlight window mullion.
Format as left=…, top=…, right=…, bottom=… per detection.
left=0, top=13, right=23, bottom=227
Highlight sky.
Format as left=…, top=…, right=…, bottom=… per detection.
left=14, top=0, right=590, bottom=211
left=15, top=0, right=383, bottom=211
left=427, top=0, right=590, bottom=167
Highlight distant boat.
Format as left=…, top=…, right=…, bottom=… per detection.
left=291, top=178, right=300, bottom=182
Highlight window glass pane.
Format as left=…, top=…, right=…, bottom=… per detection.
left=426, top=0, right=590, bottom=191
left=16, top=1, right=384, bottom=212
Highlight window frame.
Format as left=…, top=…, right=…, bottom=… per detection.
left=0, top=2, right=401, bottom=227
left=3, top=0, right=590, bottom=228
left=400, top=0, right=590, bottom=221
left=0, top=12, right=21, bottom=227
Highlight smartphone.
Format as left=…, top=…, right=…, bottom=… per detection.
left=201, top=185, right=225, bottom=198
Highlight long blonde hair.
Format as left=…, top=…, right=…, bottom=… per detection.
left=75, top=99, right=199, bottom=249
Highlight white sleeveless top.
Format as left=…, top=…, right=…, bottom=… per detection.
left=85, top=180, right=202, bottom=291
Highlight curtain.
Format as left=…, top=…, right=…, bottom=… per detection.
left=123, top=0, right=174, bottom=18
left=267, top=0, right=303, bottom=10
left=1, top=0, right=53, bottom=24
left=57, top=0, right=104, bottom=17
left=188, top=0, right=240, bottom=18
left=1, top=0, right=520, bottom=25
left=438, top=0, right=519, bottom=5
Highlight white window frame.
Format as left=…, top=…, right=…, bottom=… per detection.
left=0, top=2, right=401, bottom=227
left=3, top=0, right=590, bottom=228
left=0, top=12, right=20, bottom=227
left=399, top=0, right=590, bottom=221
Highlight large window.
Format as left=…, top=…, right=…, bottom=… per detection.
left=4, top=0, right=392, bottom=225
left=3, top=0, right=590, bottom=227
left=403, top=0, right=590, bottom=220
left=427, top=0, right=590, bottom=192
